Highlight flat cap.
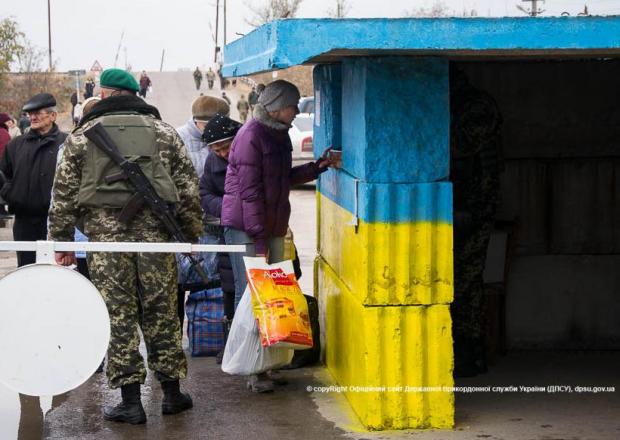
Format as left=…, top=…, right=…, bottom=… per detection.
left=100, top=68, right=140, bottom=93
left=202, top=114, right=242, bottom=145
left=192, top=96, right=230, bottom=120
left=23, top=93, right=57, bottom=112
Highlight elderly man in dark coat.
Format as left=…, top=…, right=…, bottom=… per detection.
left=0, top=93, right=67, bottom=266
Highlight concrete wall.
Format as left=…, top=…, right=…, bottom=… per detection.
left=459, top=59, right=620, bottom=348
left=314, top=59, right=454, bottom=430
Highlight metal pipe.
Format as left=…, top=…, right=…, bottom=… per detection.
left=0, top=241, right=247, bottom=253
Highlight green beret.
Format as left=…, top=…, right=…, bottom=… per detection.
left=99, top=68, right=139, bottom=93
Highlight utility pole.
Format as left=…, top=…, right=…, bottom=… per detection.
left=517, top=0, right=545, bottom=17
left=47, top=0, right=53, bottom=71
left=214, top=0, right=220, bottom=62
left=114, top=31, right=125, bottom=68
left=223, top=0, right=227, bottom=46
left=160, top=49, right=165, bottom=72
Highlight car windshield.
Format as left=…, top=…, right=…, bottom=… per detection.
left=292, top=117, right=313, bottom=132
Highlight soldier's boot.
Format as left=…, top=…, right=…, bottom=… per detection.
left=161, top=380, right=193, bottom=415
left=103, top=383, right=146, bottom=424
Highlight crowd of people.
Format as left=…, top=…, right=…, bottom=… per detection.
left=0, top=68, right=337, bottom=425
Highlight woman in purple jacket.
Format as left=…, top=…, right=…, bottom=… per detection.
left=221, top=80, right=337, bottom=392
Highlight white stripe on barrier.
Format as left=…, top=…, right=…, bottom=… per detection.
left=0, top=241, right=247, bottom=253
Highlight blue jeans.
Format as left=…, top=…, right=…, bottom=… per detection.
left=224, top=228, right=285, bottom=309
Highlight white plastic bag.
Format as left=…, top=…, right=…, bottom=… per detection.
left=221, top=286, right=293, bottom=376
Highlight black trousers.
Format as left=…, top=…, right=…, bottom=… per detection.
left=13, top=216, right=47, bottom=267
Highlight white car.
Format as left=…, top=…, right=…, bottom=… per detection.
left=289, top=113, right=314, bottom=165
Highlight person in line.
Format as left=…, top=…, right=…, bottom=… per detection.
left=198, top=114, right=242, bottom=362
left=0, top=94, right=67, bottom=266
left=175, top=95, right=230, bottom=330
left=49, top=68, right=203, bottom=424
left=18, top=112, right=30, bottom=134
left=0, top=113, right=11, bottom=158
left=139, top=71, right=152, bottom=98
left=193, top=67, right=202, bottom=90
left=236, top=94, right=250, bottom=123
left=221, top=80, right=339, bottom=392
left=6, top=117, right=21, bottom=138
left=73, top=101, right=83, bottom=126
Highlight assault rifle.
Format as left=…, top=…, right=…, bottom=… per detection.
left=84, top=122, right=212, bottom=287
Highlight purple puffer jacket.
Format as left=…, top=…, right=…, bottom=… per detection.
left=221, top=117, right=323, bottom=255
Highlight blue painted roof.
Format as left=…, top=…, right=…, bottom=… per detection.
left=222, top=17, right=620, bottom=76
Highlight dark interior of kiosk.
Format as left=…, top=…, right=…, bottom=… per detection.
left=451, top=59, right=620, bottom=366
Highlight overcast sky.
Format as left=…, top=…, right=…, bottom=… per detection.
left=4, top=0, right=620, bottom=72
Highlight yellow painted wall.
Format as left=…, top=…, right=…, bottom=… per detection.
left=318, top=195, right=453, bottom=306
left=318, top=258, right=454, bottom=430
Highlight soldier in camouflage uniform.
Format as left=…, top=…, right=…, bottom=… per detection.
left=48, top=68, right=203, bottom=424
left=450, top=67, right=503, bottom=377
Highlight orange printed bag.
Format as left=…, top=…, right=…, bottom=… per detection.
left=244, top=257, right=313, bottom=350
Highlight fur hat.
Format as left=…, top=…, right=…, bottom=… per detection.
left=258, top=80, right=300, bottom=112
left=192, top=96, right=230, bottom=120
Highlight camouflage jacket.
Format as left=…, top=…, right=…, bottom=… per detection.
left=48, top=113, right=203, bottom=244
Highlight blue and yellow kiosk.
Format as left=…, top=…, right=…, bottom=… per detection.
left=222, top=17, right=620, bottom=430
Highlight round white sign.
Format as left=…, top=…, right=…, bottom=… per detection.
left=0, top=264, right=110, bottom=396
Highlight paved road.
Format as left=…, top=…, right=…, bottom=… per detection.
left=145, top=71, right=249, bottom=128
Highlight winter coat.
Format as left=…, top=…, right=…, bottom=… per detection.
left=139, top=75, right=151, bottom=90
left=221, top=104, right=324, bottom=255
left=177, top=118, right=209, bottom=179
left=199, top=151, right=234, bottom=295
left=199, top=151, right=227, bottom=219
left=0, top=127, right=10, bottom=159
left=0, top=124, right=67, bottom=217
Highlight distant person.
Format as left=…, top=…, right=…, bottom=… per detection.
left=221, top=92, right=231, bottom=105
left=255, top=83, right=266, bottom=96
left=193, top=67, right=203, bottom=90
left=70, top=91, right=78, bottom=119
left=218, top=68, right=226, bottom=90
left=84, top=78, right=96, bottom=99
left=236, top=94, right=250, bottom=123
left=18, top=112, right=30, bottom=134
left=6, top=117, right=21, bottom=138
left=206, top=68, right=216, bottom=90
left=0, top=93, right=67, bottom=266
left=248, top=86, right=258, bottom=115
left=139, top=71, right=152, bottom=98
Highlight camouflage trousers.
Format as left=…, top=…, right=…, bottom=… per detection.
left=88, top=251, right=187, bottom=389
left=451, top=219, right=493, bottom=342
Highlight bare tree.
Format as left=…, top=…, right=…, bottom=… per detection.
left=245, top=0, right=304, bottom=27
left=327, top=0, right=351, bottom=18
left=404, top=1, right=477, bottom=17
